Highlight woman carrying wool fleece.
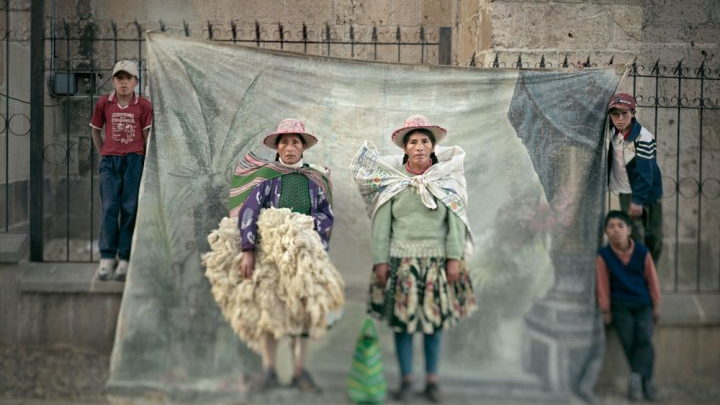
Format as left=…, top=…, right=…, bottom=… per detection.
left=204, top=118, right=343, bottom=394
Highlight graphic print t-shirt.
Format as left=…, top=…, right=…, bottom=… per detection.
left=90, top=92, right=153, bottom=156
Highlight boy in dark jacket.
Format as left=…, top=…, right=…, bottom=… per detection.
left=607, top=93, right=663, bottom=262
left=596, top=210, right=662, bottom=401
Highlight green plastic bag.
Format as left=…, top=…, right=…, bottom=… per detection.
left=347, top=318, right=387, bottom=404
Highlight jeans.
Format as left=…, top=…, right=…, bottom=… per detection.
left=99, top=154, right=144, bottom=260
left=612, top=302, right=655, bottom=379
left=394, top=330, right=443, bottom=378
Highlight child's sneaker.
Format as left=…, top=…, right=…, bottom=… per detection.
left=628, top=373, right=643, bottom=401
left=114, top=260, right=129, bottom=281
left=96, top=259, right=115, bottom=281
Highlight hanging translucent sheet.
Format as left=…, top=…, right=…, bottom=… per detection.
left=107, top=32, right=622, bottom=404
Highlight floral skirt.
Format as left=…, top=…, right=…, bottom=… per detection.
left=368, top=257, right=477, bottom=334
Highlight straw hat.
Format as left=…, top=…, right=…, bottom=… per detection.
left=391, top=115, right=446, bottom=148
left=263, top=118, right=318, bottom=150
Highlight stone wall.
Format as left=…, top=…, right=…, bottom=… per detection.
left=469, top=0, right=719, bottom=68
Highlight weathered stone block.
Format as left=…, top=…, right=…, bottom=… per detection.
left=456, top=18, right=480, bottom=65
left=646, top=0, right=711, bottom=25
left=393, top=0, right=421, bottom=26
left=686, top=26, right=720, bottom=47
left=351, top=0, right=393, bottom=25
left=420, top=0, right=452, bottom=26
left=697, top=327, right=720, bottom=375
left=461, top=0, right=481, bottom=20
left=542, top=4, right=612, bottom=48
left=610, top=5, right=643, bottom=43
left=490, top=3, right=528, bottom=48
left=642, top=24, right=692, bottom=44
left=0, top=234, right=28, bottom=263
left=655, top=328, right=700, bottom=378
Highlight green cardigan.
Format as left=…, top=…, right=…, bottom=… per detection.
left=371, top=184, right=465, bottom=265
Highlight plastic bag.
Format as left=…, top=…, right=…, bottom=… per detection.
left=347, top=317, right=387, bottom=404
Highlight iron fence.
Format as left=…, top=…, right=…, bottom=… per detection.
left=8, top=17, right=450, bottom=263
left=1, top=0, right=31, bottom=237
left=626, top=60, right=720, bottom=293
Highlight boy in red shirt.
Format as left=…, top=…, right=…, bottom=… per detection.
left=90, top=60, right=153, bottom=281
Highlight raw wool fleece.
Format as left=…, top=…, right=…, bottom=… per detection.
left=202, top=207, right=345, bottom=353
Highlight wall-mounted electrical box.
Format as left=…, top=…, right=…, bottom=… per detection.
left=51, top=72, right=97, bottom=97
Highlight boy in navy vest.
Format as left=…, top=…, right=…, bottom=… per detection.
left=596, top=210, right=662, bottom=401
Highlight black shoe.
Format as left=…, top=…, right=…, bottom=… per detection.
left=251, top=369, right=280, bottom=392
left=643, top=378, right=658, bottom=401
left=424, top=382, right=442, bottom=403
left=291, top=369, right=322, bottom=393
left=393, top=380, right=413, bottom=402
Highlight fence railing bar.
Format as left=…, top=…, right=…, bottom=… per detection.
left=302, top=23, right=308, bottom=53
left=395, top=25, right=401, bottom=63
left=696, top=60, right=705, bottom=292
left=255, top=20, right=260, bottom=47
left=325, top=23, right=331, bottom=56
left=136, top=21, right=143, bottom=95
left=63, top=17, right=72, bottom=261
left=3, top=2, right=9, bottom=232
left=349, top=25, right=354, bottom=58
left=89, top=22, right=97, bottom=263
left=278, top=22, right=284, bottom=50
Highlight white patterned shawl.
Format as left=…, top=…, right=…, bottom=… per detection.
left=350, top=141, right=474, bottom=257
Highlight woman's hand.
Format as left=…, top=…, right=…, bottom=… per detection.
left=239, top=250, right=256, bottom=279
left=374, top=263, right=389, bottom=286
left=446, top=259, right=461, bottom=283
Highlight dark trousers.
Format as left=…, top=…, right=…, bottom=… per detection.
left=99, top=154, right=144, bottom=260
left=619, top=193, right=663, bottom=263
left=394, top=330, right=443, bottom=378
left=612, top=302, right=655, bottom=379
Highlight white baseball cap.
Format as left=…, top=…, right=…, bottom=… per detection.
left=112, top=60, right=139, bottom=78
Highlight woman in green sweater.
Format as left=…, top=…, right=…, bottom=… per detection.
left=352, top=115, right=477, bottom=403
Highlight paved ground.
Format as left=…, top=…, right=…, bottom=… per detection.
left=2, top=345, right=719, bottom=405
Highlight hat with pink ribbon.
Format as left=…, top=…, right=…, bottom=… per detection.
left=263, top=118, right=319, bottom=150
left=390, top=114, right=447, bottom=148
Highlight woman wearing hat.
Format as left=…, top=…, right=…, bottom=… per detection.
left=224, top=118, right=339, bottom=393
left=351, top=115, right=477, bottom=403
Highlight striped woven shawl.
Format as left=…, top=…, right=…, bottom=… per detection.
left=228, top=152, right=332, bottom=218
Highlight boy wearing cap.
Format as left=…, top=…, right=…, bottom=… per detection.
left=90, top=60, right=153, bottom=281
left=607, top=93, right=663, bottom=263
